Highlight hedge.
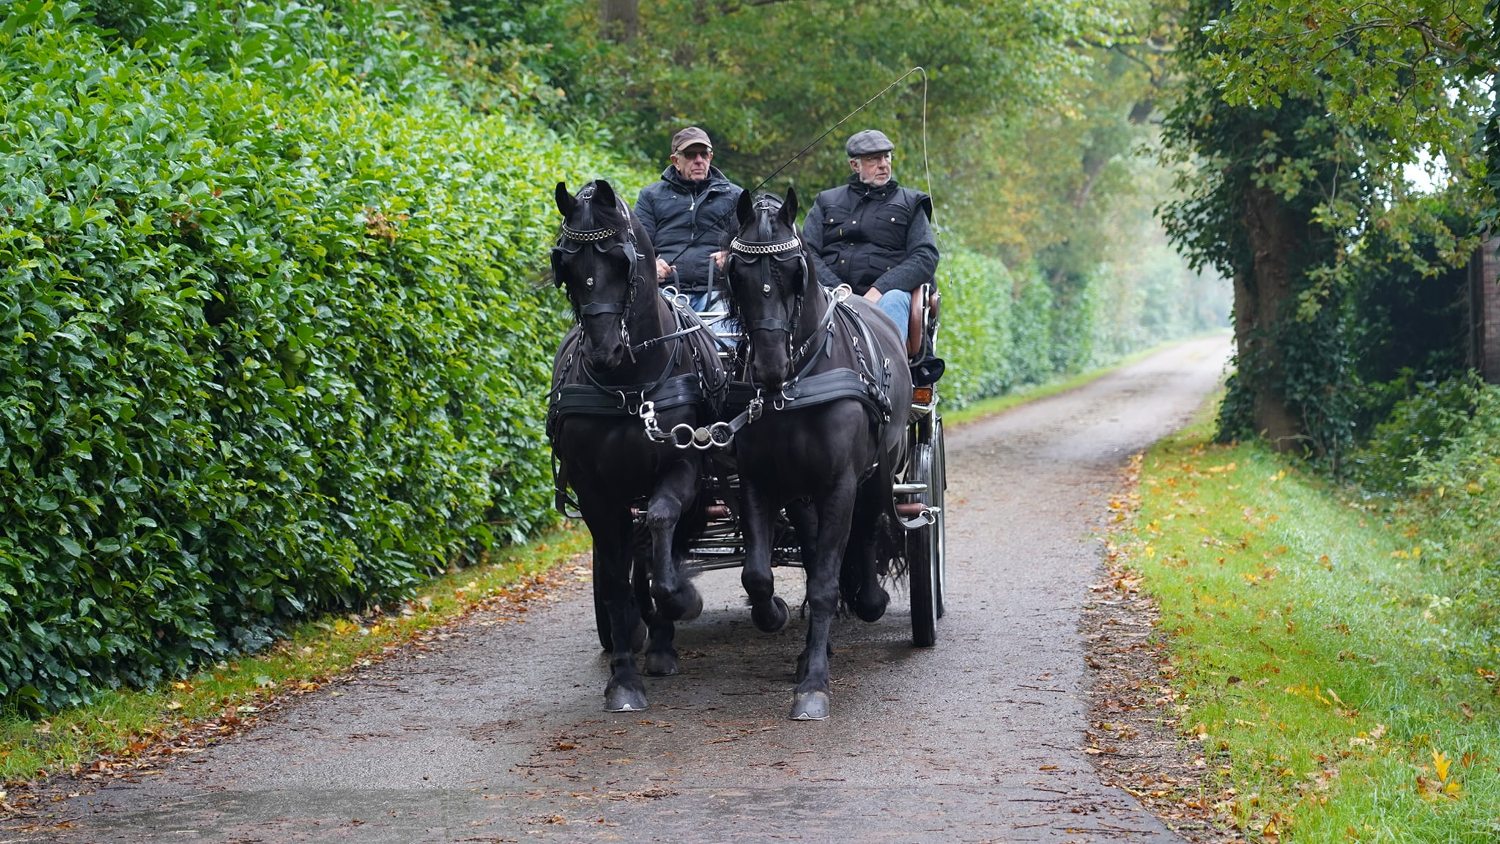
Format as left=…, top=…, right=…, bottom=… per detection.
left=936, top=247, right=1062, bottom=407
left=0, top=0, right=635, bottom=712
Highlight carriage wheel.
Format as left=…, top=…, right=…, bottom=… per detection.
left=933, top=417, right=948, bottom=620
left=907, top=438, right=939, bottom=648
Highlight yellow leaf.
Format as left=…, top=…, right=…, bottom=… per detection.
left=1433, top=750, right=1451, bottom=782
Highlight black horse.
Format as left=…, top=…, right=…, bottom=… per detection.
left=548, top=179, right=727, bottom=712
left=722, top=188, right=914, bottom=720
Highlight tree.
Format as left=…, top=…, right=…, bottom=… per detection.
left=598, top=0, right=638, bottom=42
left=1160, top=0, right=1493, bottom=455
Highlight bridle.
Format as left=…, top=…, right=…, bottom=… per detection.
left=726, top=195, right=832, bottom=382
left=551, top=187, right=645, bottom=362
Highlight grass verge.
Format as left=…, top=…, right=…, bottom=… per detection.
left=1122, top=419, right=1500, bottom=842
left=0, top=525, right=589, bottom=795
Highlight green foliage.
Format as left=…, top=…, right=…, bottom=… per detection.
left=1162, top=0, right=1491, bottom=456
left=936, top=249, right=1088, bottom=408
left=1351, top=375, right=1490, bottom=493
left=0, top=0, right=632, bottom=713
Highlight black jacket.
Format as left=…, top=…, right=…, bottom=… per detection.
left=802, top=176, right=938, bottom=295
left=634, top=166, right=743, bottom=292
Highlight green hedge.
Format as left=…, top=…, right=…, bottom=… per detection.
left=936, top=247, right=1060, bottom=407
left=0, top=0, right=634, bottom=712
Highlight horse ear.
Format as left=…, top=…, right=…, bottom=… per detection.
left=592, top=179, right=618, bottom=210
left=735, top=189, right=754, bottom=228
left=555, top=182, right=575, bottom=217
left=781, top=186, right=798, bottom=229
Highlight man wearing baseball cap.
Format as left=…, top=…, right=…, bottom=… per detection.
left=802, top=128, right=939, bottom=374
left=633, top=126, right=744, bottom=334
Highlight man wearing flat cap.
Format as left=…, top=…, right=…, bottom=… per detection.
left=803, top=128, right=938, bottom=352
left=634, top=127, right=744, bottom=326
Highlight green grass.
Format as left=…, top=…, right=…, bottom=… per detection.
left=1127, top=419, right=1500, bottom=842
left=0, top=527, right=589, bottom=785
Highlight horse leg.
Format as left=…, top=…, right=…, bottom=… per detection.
left=645, top=457, right=703, bottom=625
left=791, top=478, right=858, bottom=721
left=636, top=536, right=679, bottom=676
left=840, top=477, right=891, bottom=623
left=786, top=497, right=819, bottom=574
left=740, top=481, right=789, bottom=633
left=585, top=507, right=649, bottom=712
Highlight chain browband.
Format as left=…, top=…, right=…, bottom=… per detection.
left=561, top=224, right=618, bottom=242
left=730, top=236, right=801, bottom=255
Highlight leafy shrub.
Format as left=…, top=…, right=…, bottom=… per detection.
left=1347, top=375, right=1499, bottom=647
left=1348, top=374, right=1487, bottom=493
left=934, top=249, right=1059, bottom=408
left=0, top=0, right=634, bottom=712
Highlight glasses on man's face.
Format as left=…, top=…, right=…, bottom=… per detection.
left=678, top=148, right=712, bottom=161
left=856, top=152, right=892, bottom=165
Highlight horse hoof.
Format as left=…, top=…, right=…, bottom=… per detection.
left=605, top=685, right=648, bottom=713
left=751, top=595, right=789, bottom=633
left=643, top=650, right=679, bottom=676
left=789, top=690, right=830, bottom=721
left=852, top=586, right=889, bottom=623
left=654, top=583, right=703, bottom=623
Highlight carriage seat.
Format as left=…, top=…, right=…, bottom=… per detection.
left=906, top=283, right=945, bottom=387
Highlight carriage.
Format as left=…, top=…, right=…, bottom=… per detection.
left=548, top=179, right=946, bottom=718
left=668, top=281, right=948, bottom=647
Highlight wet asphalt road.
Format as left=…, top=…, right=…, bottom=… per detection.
left=16, top=336, right=1230, bottom=843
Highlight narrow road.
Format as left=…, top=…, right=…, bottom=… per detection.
left=24, top=336, right=1230, bottom=843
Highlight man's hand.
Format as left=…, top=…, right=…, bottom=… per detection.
left=656, top=257, right=672, bottom=281
left=863, top=288, right=883, bottom=303
left=711, top=250, right=727, bottom=270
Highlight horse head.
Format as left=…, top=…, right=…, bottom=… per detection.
left=553, top=179, right=645, bottom=372
left=726, top=186, right=809, bottom=390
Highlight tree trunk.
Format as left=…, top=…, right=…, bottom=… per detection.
left=599, top=0, right=639, bottom=42
left=1237, top=184, right=1301, bottom=449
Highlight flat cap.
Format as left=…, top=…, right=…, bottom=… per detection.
left=846, top=129, right=894, bottom=157
left=670, top=126, right=713, bottom=154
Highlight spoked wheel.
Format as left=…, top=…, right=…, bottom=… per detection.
left=933, top=417, right=947, bottom=620
left=906, top=432, right=941, bottom=647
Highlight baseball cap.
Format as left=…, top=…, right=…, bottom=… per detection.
left=671, top=126, right=713, bottom=155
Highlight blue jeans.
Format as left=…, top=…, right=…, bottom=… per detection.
left=686, top=289, right=739, bottom=351
left=875, top=288, right=912, bottom=346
